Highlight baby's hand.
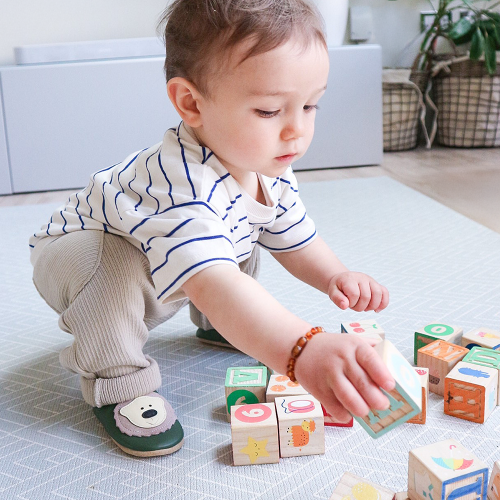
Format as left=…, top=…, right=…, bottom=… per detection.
left=294, top=333, right=394, bottom=422
left=328, top=272, right=389, bottom=313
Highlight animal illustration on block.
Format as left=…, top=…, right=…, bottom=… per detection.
left=414, top=323, right=463, bottom=364
left=287, top=419, right=316, bottom=448
left=275, top=395, right=325, bottom=458
left=408, top=439, right=488, bottom=500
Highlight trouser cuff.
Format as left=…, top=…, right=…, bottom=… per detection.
left=80, top=356, right=162, bottom=407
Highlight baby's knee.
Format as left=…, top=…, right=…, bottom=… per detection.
left=33, top=230, right=105, bottom=312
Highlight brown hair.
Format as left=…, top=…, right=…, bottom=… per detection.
left=157, top=0, right=326, bottom=96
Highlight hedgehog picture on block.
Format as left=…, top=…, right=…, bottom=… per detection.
left=275, top=394, right=325, bottom=458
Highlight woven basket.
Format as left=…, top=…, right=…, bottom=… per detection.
left=432, top=59, right=500, bottom=147
left=383, top=70, right=430, bottom=152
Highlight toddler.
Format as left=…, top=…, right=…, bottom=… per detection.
left=30, top=0, right=394, bottom=457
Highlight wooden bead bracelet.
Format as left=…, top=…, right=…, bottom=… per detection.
left=286, top=326, right=325, bottom=382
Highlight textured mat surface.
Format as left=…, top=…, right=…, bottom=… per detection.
left=1, top=176, right=500, bottom=500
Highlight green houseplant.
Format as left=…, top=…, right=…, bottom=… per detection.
left=419, top=0, right=500, bottom=147
left=418, top=0, right=500, bottom=73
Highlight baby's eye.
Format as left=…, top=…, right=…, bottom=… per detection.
left=255, top=109, right=280, bottom=118
left=303, top=104, right=319, bottom=112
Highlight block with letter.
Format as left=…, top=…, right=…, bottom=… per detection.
left=408, top=367, right=429, bottom=425
left=265, top=373, right=308, bottom=403
left=414, top=323, right=463, bottom=364
left=329, top=472, right=395, bottom=500
left=275, top=394, right=324, bottom=458
left=225, top=366, right=267, bottom=421
left=408, top=438, right=488, bottom=500
left=444, top=361, right=498, bottom=423
left=461, top=327, right=500, bottom=351
left=230, top=403, right=279, bottom=466
left=463, top=347, right=500, bottom=401
left=487, top=461, right=500, bottom=500
left=417, top=340, right=468, bottom=396
left=354, top=340, right=421, bottom=438
left=341, top=320, right=385, bottom=339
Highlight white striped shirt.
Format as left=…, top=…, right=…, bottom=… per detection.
left=30, top=122, right=317, bottom=303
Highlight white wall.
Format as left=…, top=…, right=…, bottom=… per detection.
left=348, top=0, right=435, bottom=68
left=0, top=0, right=435, bottom=68
left=0, top=0, right=167, bottom=66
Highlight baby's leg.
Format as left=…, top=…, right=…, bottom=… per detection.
left=32, top=230, right=187, bottom=408
left=189, top=246, right=260, bottom=333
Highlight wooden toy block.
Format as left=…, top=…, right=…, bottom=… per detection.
left=230, top=403, right=279, bottom=465
left=408, top=438, right=488, bottom=500
left=408, top=367, right=429, bottom=425
left=417, top=340, right=468, bottom=396
left=225, top=366, right=267, bottom=421
left=354, top=340, right=421, bottom=438
left=322, top=405, right=354, bottom=427
left=444, top=361, right=498, bottom=423
left=275, top=394, right=324, bottom=458
left=341, top=319, right=385, bottom=339
left=461, top=327, right=500, bottom=351
left=463, top=347, right=500, bottom=402
left=329, top=472, right=395, bottom=500
left=395, top=492, right=409, bottom=500
left=265, top=373, right=308, bottom=403
left=487, top=461, right=500, bottom=500
left=414, top=323, right=463, bottom=364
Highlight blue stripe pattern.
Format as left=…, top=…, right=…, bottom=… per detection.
left=30, top=124, right=317, bottom=304
left=157, top=257, right=237, bottom=301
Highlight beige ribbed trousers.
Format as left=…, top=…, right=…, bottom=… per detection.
left=32, top=230, right=259, bottom=407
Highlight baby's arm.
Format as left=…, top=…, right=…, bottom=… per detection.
left=272, top=236, right=389, bottom=313
left=182, top=265, right=394, bottom=422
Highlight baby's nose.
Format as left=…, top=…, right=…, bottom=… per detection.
left=142, top=409, right=158, bottom=419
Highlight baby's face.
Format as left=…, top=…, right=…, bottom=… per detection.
left=194, top=36, right=329, bottom=186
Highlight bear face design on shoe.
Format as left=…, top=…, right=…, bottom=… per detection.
left=114, top=393, right=177, bottom=437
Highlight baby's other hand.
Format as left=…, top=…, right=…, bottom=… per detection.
left=294, top=333, right=395, bottom=422
left=328, top=271, right=389, bottom=313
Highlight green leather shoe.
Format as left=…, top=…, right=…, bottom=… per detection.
left=195, top=328, right=238, bottom=350
left=93, top=393, right=184, bottom=457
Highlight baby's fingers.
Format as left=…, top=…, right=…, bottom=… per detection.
left=356, top=343, right=395, bottom=392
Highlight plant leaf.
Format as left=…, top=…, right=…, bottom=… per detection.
left=486, top=21, right=500, bottom=49
left=470, top=27, right=485, bottom=59
left=484, top=33, right=497, bottom=74
left=448, top=17, right=475, bottom=44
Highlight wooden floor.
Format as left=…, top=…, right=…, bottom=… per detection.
left=1, top=145, right=499, bottom=233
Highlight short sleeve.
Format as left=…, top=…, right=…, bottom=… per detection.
left=257, top=172, right=316, bottom=252
left=123, top=201, right=239, bottom=303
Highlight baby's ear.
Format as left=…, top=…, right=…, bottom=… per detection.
left=167, top=77, right=203, bottom=127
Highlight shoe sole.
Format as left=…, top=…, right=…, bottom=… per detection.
left=197, top=336, right=238, bottom=349
left=113, top=437, right=185, bottom=457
